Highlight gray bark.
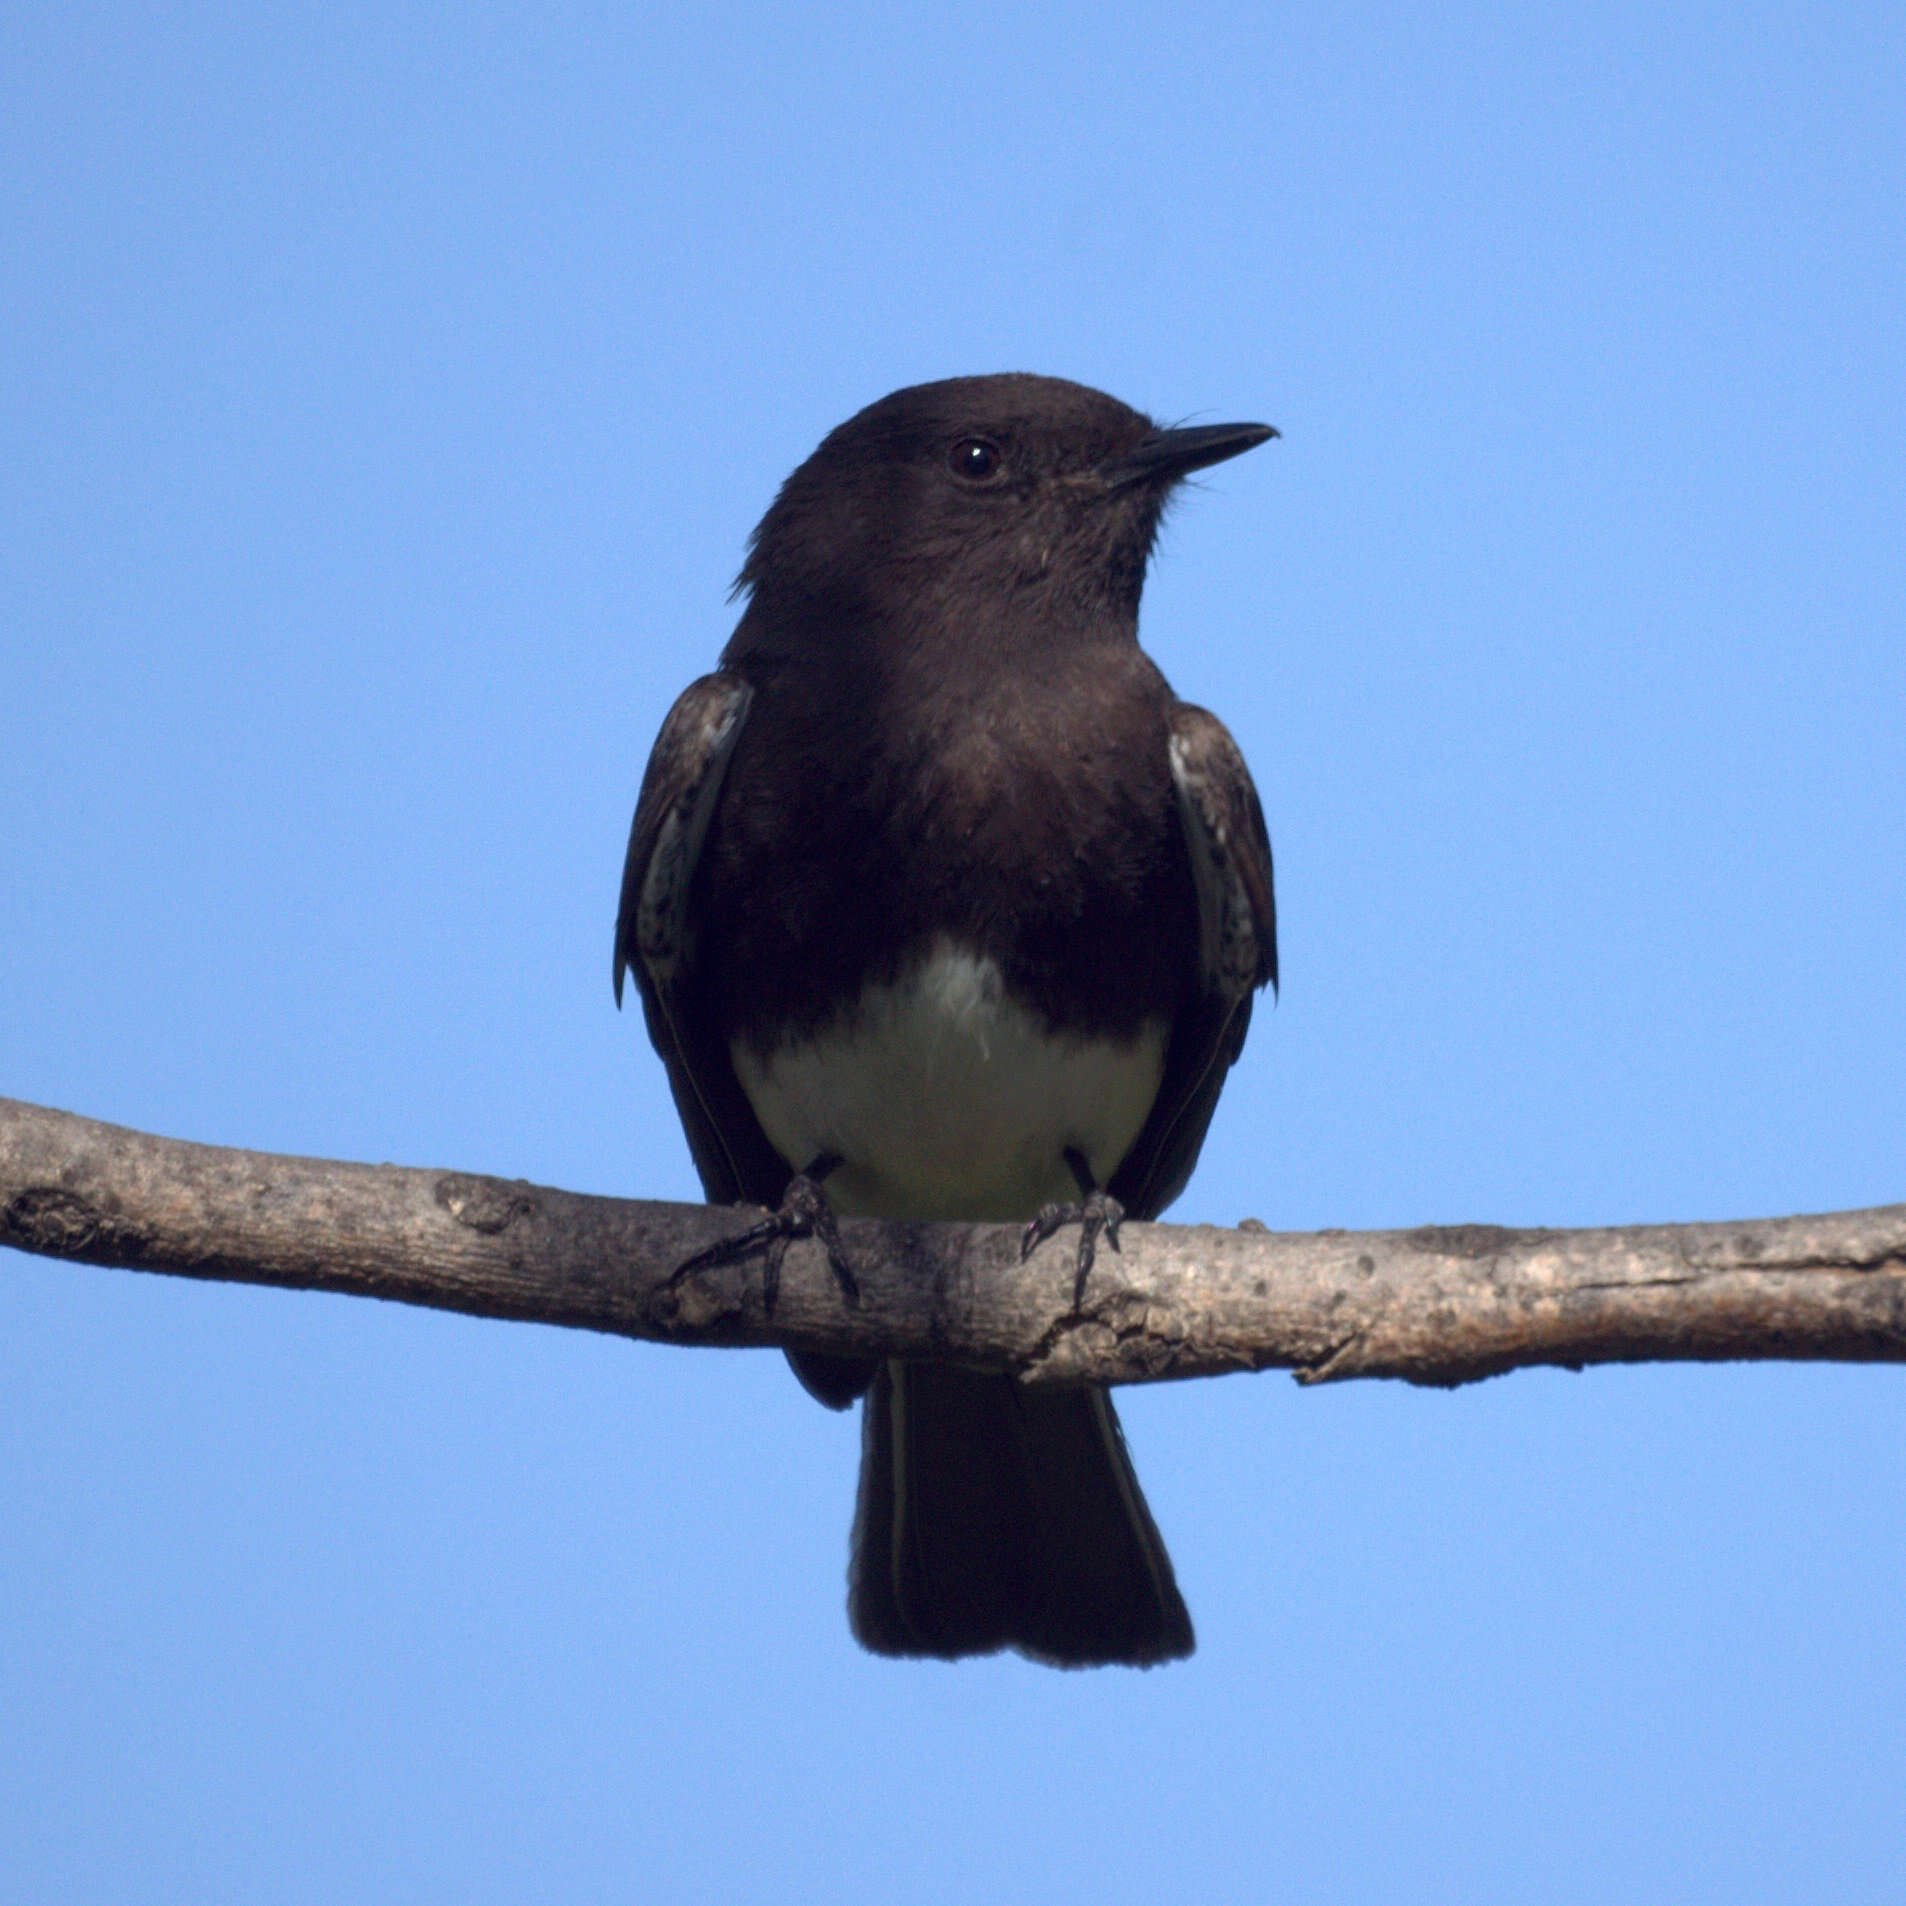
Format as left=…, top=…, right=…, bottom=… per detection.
left=3, top=1095, right=1903, bottom=1388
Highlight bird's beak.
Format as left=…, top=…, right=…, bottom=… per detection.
left=1100, top=421, right=1278, bottom=490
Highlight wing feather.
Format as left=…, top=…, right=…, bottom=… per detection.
left=1108, top=703, right=1276, bottom=1220
left=613, top=673, right=790, bottom=1207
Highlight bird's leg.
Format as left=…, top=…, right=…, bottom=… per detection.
left=670, top=1154, right=859, bottom=1316
left=1021, top=1146, right=1124, bottom=1311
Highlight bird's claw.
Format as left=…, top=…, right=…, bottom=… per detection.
left=672, top=1163, right=859, bottom=1315
left=1021, top=1181, right=1124, bottom=1311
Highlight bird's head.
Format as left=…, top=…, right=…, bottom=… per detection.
left=726, top=374, right=1274, bottom=660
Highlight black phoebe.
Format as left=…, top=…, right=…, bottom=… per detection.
left=615, top=374, right=1276, bottom=1666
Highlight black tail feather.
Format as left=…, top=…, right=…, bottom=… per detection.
left=848, top=1362, right=1193, bottom=1667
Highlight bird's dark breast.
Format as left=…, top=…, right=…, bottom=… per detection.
left=697, top=648, right=1195, bottom=1054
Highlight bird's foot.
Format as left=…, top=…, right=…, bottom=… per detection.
left=1020, top=1147, right=1124, bottom=1310
left=671, top=1156, right=859, bottom=1316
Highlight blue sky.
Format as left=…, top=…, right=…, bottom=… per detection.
left=4, top=5, right=1903, bottom=1901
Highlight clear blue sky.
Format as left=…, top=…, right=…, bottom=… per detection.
left=5, top=5, right=1903, bottom=1901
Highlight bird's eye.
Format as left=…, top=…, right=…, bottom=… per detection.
left=948, top=437, right=1001, bottom=482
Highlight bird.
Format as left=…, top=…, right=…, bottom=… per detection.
left=614, top=373, right=1276, bottom=1666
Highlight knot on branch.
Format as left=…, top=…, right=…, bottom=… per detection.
left=434, top=1174, right=537, bottom=1236
left=646, top=1267, right=756, bottom=1334
left=4, top=1187, right=103, bottom=1258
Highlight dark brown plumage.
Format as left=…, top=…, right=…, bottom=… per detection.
left=616, top=374, right=1276, bottom=1666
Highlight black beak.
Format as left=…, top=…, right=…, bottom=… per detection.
left=1101, top=420, right=1278, bottom=489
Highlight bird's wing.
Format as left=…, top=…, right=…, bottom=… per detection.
left=614, top=670, right=790, bottom=1208
left=1108, top=702, right=1277, bottom=1222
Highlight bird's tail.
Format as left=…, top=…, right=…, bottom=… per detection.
left=848, top=1361, right=1194, bottom=1666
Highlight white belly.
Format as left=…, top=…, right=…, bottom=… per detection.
left=731, top=941, right=1168, bottom=1223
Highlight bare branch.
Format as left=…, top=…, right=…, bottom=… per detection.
left=3, top=1095, right=1903, bottom=1388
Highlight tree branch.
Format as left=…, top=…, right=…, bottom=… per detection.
left=3, top=1094, right=1903, bottom=1389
